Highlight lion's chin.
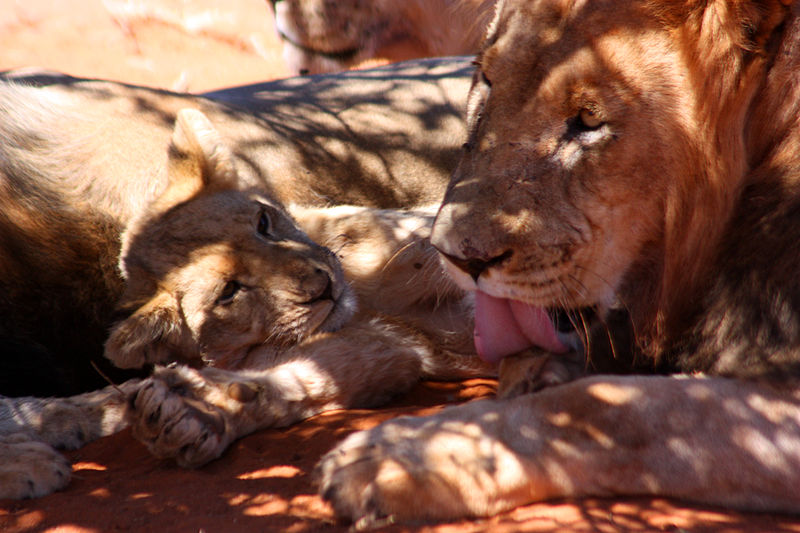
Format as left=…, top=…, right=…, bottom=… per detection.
left=473, top=290, right=569, bottom=364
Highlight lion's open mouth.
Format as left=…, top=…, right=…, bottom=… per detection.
left=474, top=291, right=592, bottom=364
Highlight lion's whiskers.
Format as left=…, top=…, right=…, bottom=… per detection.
left=571, top=265, right=642, bottom=366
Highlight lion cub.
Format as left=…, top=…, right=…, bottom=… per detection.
left=0, top=109, right=489, bottom=499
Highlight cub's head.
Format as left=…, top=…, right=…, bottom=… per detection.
left=431, top=0, right=795, bottom=362
left=105, top=109, right=355, bottom=369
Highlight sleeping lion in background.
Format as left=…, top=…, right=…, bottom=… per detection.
left=0, top=59, right=490, bottom=499
left=318, top=0, right=800, bottom=524
left=268, top=0, right=497, bottom=74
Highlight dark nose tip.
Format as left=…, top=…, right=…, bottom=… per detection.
left=438, top=250, right=512, bottom=282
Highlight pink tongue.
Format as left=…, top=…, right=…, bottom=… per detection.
left=473, top=290, right=568, bottom=364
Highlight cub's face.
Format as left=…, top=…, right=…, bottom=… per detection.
left=105, top=109, right=355, bottom=369
left=120, top=191, right=354, bottom=368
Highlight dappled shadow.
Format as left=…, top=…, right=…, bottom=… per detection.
left=0, top=381, right=487, bottom=533
left=2, top=379, right=798, bottom=532
left=0, top=54, right=473, bottom=399
left=202, top=56, right=474, bottom=209
left=5, top=55, right=473, bottom=214
left=323, top=375, right=800, bottom=529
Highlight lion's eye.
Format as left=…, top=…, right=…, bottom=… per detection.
left=578, top=108, right=603, bottom=129
left=257, top=210, right=272, bottom=237
left=218, top=281, right=241, bottom=304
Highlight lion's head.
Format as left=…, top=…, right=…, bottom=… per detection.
left=268, top=0, right=496, bottom=75
left=431, top=0, right=798, bottom=364
left=105, top=109, right=356, bottom=369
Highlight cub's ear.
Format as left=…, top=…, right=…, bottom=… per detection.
left=104, top=291, right=194, bottom=369
left=155, top=108, right=239, bottom=211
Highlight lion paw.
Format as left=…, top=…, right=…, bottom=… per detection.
left=0, top=434, right=72, bottom=499
left=317, top=416, right=488, bottom=524
left=497, top=351, right=585, bottom=399
left=127, top=366, right=234, bottom=468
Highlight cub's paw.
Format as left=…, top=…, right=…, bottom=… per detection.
left=497, top=351, right=585, bottom=399
left=317, top=415, right=492, bottom=525
left=127, top=366, right=238, bottom=468
left=0, top=434, right=71, bottom=499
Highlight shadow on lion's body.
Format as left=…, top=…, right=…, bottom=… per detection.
left=0, top=58, right=473, bottom=397
left=316, top=0, right=800, bottom=523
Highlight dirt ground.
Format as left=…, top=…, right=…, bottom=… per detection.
left=2, top=1, right=800, bottom=531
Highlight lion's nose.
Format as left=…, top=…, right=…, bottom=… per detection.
left=437, top=250, right=513, bottom=282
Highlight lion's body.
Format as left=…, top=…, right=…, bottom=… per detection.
left=0, top=59, right=490, bottom=499
left=0, top=58, right=471, bottom=397
left=319, top=0, right=800, bottom=523
left=269, top=0, right=496, bottom=74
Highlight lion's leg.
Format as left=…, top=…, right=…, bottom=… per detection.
left=127, top=321, right=443, bottom=468
left=318, top=374, right=800, bottom=524
left=0, top=380, right=139, bottom=499
left=0, top=380, right=139, bottom=449
left=0, top=433, right=72, bottom=499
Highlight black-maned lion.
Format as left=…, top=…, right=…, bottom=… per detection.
left=317, top=0, right=800, bottom=524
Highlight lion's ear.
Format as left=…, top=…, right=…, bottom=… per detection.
left=105, top=291, right=194, bottom=369
left=156, top=108, right=239, bottom=211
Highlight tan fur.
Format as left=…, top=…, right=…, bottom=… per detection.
left=269, top=0, right=497, bottom=74
left=122, top=117, right=491, bottom=470
left=0, top=59, right=485, bottom=499
left=319, top=0, right=800, bottom=523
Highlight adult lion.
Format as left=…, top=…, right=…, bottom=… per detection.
left=0, top=58, right=470, bottom=399
left=268, top=0, right=496, bottom=74
left=0, top=58, right=487, bottom=499
left=318, top=0, right=800, bottom=523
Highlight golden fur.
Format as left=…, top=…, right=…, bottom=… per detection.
left=318, top=0, right=800, bottom=523
left=0, top=58, right=472, bottom=396
left=0, top=59, right=488, bottom=499
left=269, top=0, right=496, bottom=74
left=121, top=111, right=489, bottom=470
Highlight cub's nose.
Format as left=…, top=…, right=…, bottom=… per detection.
left=302, top=268, right=334, bottom=304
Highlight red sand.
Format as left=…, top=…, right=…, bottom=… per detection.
left=1, top=1, right=799, bottom=531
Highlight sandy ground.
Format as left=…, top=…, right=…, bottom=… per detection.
left=2, top=1, right=800, bottom=531
left=0, top=0, right=288, bottom=92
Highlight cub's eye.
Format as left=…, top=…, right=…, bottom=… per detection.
left=257, top=210, right=272, bottom=237
left=578, top=108, right=603, bottom=130
left=218, top=280, right=241, bottom=304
